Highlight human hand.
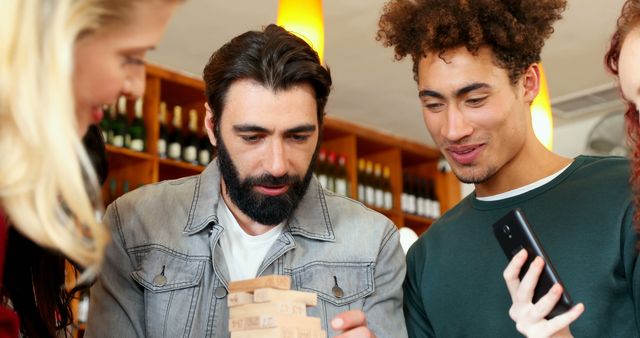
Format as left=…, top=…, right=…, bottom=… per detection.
left=331, top=310, right=376, bottom=338
left=503, top=249, right=585, bottom=338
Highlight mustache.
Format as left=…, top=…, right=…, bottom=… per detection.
left=243, top=173, right=302, bottom=187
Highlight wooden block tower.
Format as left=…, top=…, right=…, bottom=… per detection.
left=228, top=275, right=326, bottom=338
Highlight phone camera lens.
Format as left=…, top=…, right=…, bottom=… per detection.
left=502, top=225, right=511, bottom=235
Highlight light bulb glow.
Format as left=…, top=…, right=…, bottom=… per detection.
left=531, top=64, right=554, bottom=150
left=277, top=0, right=325, bottom=64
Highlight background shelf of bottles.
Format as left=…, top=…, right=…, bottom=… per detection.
left=97, top=64, right=461, bottom=236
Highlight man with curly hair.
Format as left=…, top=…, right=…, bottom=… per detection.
left=378, top=0, right=640, bottom=337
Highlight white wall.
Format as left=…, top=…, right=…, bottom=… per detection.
left=552, top=114, right=609, bottom=158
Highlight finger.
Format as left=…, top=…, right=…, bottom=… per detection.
left=334, top=326, right=376, bottom=338
left=531, top=283, right=563, bottom=319
left=516, top=256, right=544, bottom=303
left=331, top=310, right=367, bottom=331
left=503, top=249, right=528, bottom=300
left=541, top=303, right=585, bottom=336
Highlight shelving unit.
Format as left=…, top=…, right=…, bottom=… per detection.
left=102, top=63, right=461, bottom=234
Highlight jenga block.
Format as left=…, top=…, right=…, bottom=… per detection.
left=229, top=314, right=321, bottom=332
left=228, top=275, right=291, bottom=293
left=228, top=292, right=254, bottom=307
left=253, top=288, right=317, bottom=306
left=230, top=327, right=326, bottom=338
left=229, top=301, right=306, bottom=319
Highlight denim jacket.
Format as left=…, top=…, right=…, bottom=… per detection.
left=86, top=161, right=407, bottom=338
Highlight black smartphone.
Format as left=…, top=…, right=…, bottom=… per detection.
left=492, top=208, right=573, bottom=319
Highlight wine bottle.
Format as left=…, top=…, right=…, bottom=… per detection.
left=401, top=175, right=409, bottom=213
left=167, top=105, right=183, bottom=160
left=99, top=105, right=111, bottom=142
left=326, top=151, right=337, bottom=192
left=198, top=124, right=213, bottom=166
left=129, top=98, right=146, bottom=152
left=382, top=166, right=393, bottom=210
left=365, top=160, right=375, bottom=206
left=357, top=158, right=367, bottom=203
left=158, top=102, right=168, bottom=158
left=429, top=179, right=441, bottom=218
left=106, top=104, right=117, bottom=145
left=335, top=155, right=349, bottom=197
left=416, top=177, right=426, bottom=217
left=182, top=109, right=199, bottom=164
left=316, top=148, right=328, bottom=189
left=111, top=96, right=129, bottom=147
left=374, top=163, right=384, bottom=208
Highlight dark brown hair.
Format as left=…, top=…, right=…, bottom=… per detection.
left=605, top=0, right=640, bottom=235
left=376, top=0, right=566, bottom=83
left=203, top=24, right=332, bottom=133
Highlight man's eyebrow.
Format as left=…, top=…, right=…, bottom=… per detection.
left=455, top=83, right=490, bottom=97
left=418, top=89, right=444, bottom=99
left=285, top=124, right=316, bottom=134
left=233, top=125, right=271, bottom=133
left=418, top=83, right=491, bottom=100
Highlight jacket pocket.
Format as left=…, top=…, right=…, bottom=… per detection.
left=293, top=261, right=375, bottom=305
left=130, top=246, right=207, bottom=338
left=292, top=261, right=375, bottom=334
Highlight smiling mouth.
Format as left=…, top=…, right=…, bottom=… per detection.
left=446, top=144, right=485, bottom=165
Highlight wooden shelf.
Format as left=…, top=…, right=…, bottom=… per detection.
left=106, top=145, right=154, bottom=161
left=159, top=158, right=205, bottom=171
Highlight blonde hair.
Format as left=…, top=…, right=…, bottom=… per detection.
left=0, top=0, right=148, bottom=275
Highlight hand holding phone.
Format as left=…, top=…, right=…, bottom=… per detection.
left=492, top=208, right=573, bottom=318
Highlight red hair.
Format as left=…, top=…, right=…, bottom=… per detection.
left=605, top=0, right=640, bottom=236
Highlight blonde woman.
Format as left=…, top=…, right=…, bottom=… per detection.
left=0, top=0, right=181, bottom=336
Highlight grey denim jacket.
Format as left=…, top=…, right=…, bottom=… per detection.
left=86, top=162, right=407, bottom=338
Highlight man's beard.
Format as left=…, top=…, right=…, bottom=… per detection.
left=216, top=135, right=316, bottom=225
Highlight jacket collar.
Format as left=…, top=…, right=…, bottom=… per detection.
left=183, top=160, right=335, bottom=242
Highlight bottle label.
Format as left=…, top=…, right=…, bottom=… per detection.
left=408, top=195, right=416, bottom=214
left=318, top=174, right=328, bottom=189
left=384, top=192, right=393, bottom=210
left=327, top=177, right=336, bottom=192
left=158, top=139, right=167, bottom=157
left=401, top=193, right=408, bottom=212
left=184, top=146, right=197, bottom=163
left=358, top=184, right=365, bottom=203
left=112, top=135, right=124, bottom=147
left=107, top=131, right=115, bottom=145
left=375, top=189, right=384, bottom=208
left=130, top=139, right=144, bottom=152
left=101, top=131, right=108, bottom=143
left=335, top=179, right=347, bottom=196
left=366, top=187, right=375, bottom=206
left=417, top=197, right=425, bottom=216
left=198, top=149, right=211, bottom=166
left=168, top=142, right=181, bottom=160
left=125, top=134, right=132, bottom=148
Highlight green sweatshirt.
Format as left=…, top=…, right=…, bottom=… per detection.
left=405, top=155, right=639, bottom=337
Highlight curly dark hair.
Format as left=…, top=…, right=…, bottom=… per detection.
left=605, top=0, right=640, bottom=239
left=376, top=0, right=567, bottom=83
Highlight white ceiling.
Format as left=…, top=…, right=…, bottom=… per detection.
left=148, top=0, right=627, bottom=146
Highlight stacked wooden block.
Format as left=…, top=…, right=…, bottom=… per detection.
left=228, top=275, right=326, bottom=338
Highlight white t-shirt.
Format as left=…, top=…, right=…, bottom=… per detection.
left=218, top=197, right=284, bottom=281
left=476, top=164, right=571, bottom=201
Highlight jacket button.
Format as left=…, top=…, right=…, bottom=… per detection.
left=332, top=286, right=344, bottom=298
left=153, top=274, right=167, bottom=287
left=215, top=286, right=228, bottom=299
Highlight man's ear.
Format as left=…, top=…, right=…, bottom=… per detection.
left=522, top=63, right=541, bottom=104
left=204, top=102, right=217, bottom=147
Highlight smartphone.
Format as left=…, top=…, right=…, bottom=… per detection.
left=492, top=208, right=573, bottom=319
